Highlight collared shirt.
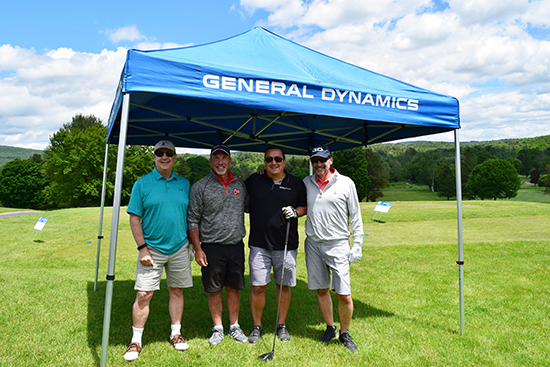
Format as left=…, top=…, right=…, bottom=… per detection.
left=187, top=170, right=248, bottom=245
left=245, top=171, right=307, bottom=251
left=315, top=168, right=335, bottom=191
left=303, top=169, right=363, bottom=246
left=127, top=168, right=190, bottom=255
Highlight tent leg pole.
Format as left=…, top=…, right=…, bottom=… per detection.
left=454, top=129, right=464, bottom=336
left=94, top=144, right=110, bottom=292
left=100, top=94, right=130, bottom=367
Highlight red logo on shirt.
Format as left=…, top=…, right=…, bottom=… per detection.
left=233, top=188, right=241, bottom=195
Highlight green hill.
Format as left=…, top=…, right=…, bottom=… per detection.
left=0, top=145, right=43, bottom=167
left=371, top=134, right=550, bottom=156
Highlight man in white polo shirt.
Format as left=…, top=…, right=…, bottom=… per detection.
left=302, top=145, right=363, bottom=352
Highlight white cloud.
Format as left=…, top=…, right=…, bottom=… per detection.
left=134, top=41, right=192, bottom=51
left=238, top=0, right=550, bottom=142
left=522, top=0, right=550, bottom=27
left=0, top=45, right=37, bottom=70
left=448, top=0, right=528, bottom=25
left=0, top=23, right=196, bottom=150
left=3, top=3, right=550, bottom=152
left=105, top=25, right=146, bottom=44
left=0, top=45, right=127, bottom=149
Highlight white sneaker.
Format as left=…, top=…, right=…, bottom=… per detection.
left=170, top=334, right=189, bottom=351
left=123, top=342, right=141, bottom=361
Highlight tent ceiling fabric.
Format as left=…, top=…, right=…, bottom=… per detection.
left=107, top=27, right=460, bottom=154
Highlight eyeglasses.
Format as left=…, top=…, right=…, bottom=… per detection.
left=154, top=150, right=175, bottom=157
left=265, top=156, right=283, bottom=163
left=311, top=157, right=329, bottom=164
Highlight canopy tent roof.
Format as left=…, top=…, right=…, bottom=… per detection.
left=106, top=27, right=460, bottom=154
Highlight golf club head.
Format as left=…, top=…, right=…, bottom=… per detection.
left=258, top=351, right=274, bottom=361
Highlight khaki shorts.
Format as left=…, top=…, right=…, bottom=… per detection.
left=135, top=242, right=193, bottom=291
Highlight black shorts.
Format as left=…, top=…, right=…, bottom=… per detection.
left=201, top=241, right=245, bottom=293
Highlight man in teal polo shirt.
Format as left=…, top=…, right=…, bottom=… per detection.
left=123, top=140, right=193, bottom=362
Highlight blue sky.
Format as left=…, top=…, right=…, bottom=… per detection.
left=1, top=1, right=265, bottom=53
left=1, top=0, right=550, bottom=150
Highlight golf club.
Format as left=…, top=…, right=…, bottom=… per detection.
left=258, top=219, right=291, bottom=361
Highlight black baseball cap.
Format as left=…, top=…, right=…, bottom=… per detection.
left=211, top=144, right=230, bottom=156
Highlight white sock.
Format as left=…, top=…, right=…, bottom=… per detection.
left=131, top=326, right=144, bottom=345
left=171, top=324, right=181, bottom=338
left=213, top=325, right=223, bottom=332
left=230, top=323, right=240, bottom=330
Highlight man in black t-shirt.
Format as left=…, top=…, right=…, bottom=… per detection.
left=245, top=146, right=307, bottom=344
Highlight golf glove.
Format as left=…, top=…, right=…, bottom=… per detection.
left=349, top=244, right=362, bottom=262
left=282, top=206, right=298, bottom=219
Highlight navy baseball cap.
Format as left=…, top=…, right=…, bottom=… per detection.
left=310, top=145, right=332, bottom=159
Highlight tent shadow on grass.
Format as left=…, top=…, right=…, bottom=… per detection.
left=87, top=276, right=392, bottom=364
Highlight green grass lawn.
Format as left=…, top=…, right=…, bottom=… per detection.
left=1, top=198, right=549, bottom=366
left=381, top=180, right=550, bottom=204
left=0, top=207, right=30, bottom=214
left=381, top=183, right=448, bottom=202
left=504, top=182, right=550, bottom=203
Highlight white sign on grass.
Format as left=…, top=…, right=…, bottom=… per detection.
left=33, top=217, right=49, bottom=231
left=374, top=201, right=392, bottom=213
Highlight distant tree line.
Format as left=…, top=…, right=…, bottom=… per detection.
left=371, top=138, right=550, bottom=200
left=0, top=114, right=153, bottom=209
left=1, top=113, right=548, bottom=209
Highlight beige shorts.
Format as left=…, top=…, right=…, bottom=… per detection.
left=135, top=242, right=194, bottom=291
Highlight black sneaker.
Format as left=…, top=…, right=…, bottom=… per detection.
left=319, top=325, right=337, bottom=343
left=276, top=324, right=290, bottom=342
left=339, top=331, right=358, bottom=351
left=248, top=325, right=262, bottom=344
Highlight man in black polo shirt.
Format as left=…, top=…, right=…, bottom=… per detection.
left=245, top=146, right=307, bottom=344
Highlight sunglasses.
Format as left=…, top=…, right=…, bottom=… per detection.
left=154, top=150, right=175, bottom=157
left=311, top=157, right=329, bottom=164
left=265, top=156, right=284, bottom=163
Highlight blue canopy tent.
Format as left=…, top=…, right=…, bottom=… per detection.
left=105, top=28, right=458, bottom=152
left=98, top=27, right=464, bottom=366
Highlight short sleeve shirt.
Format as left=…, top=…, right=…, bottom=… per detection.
left=127, top=168, right=190, bottom=255
left=245, top=172, right=306, bottom=251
